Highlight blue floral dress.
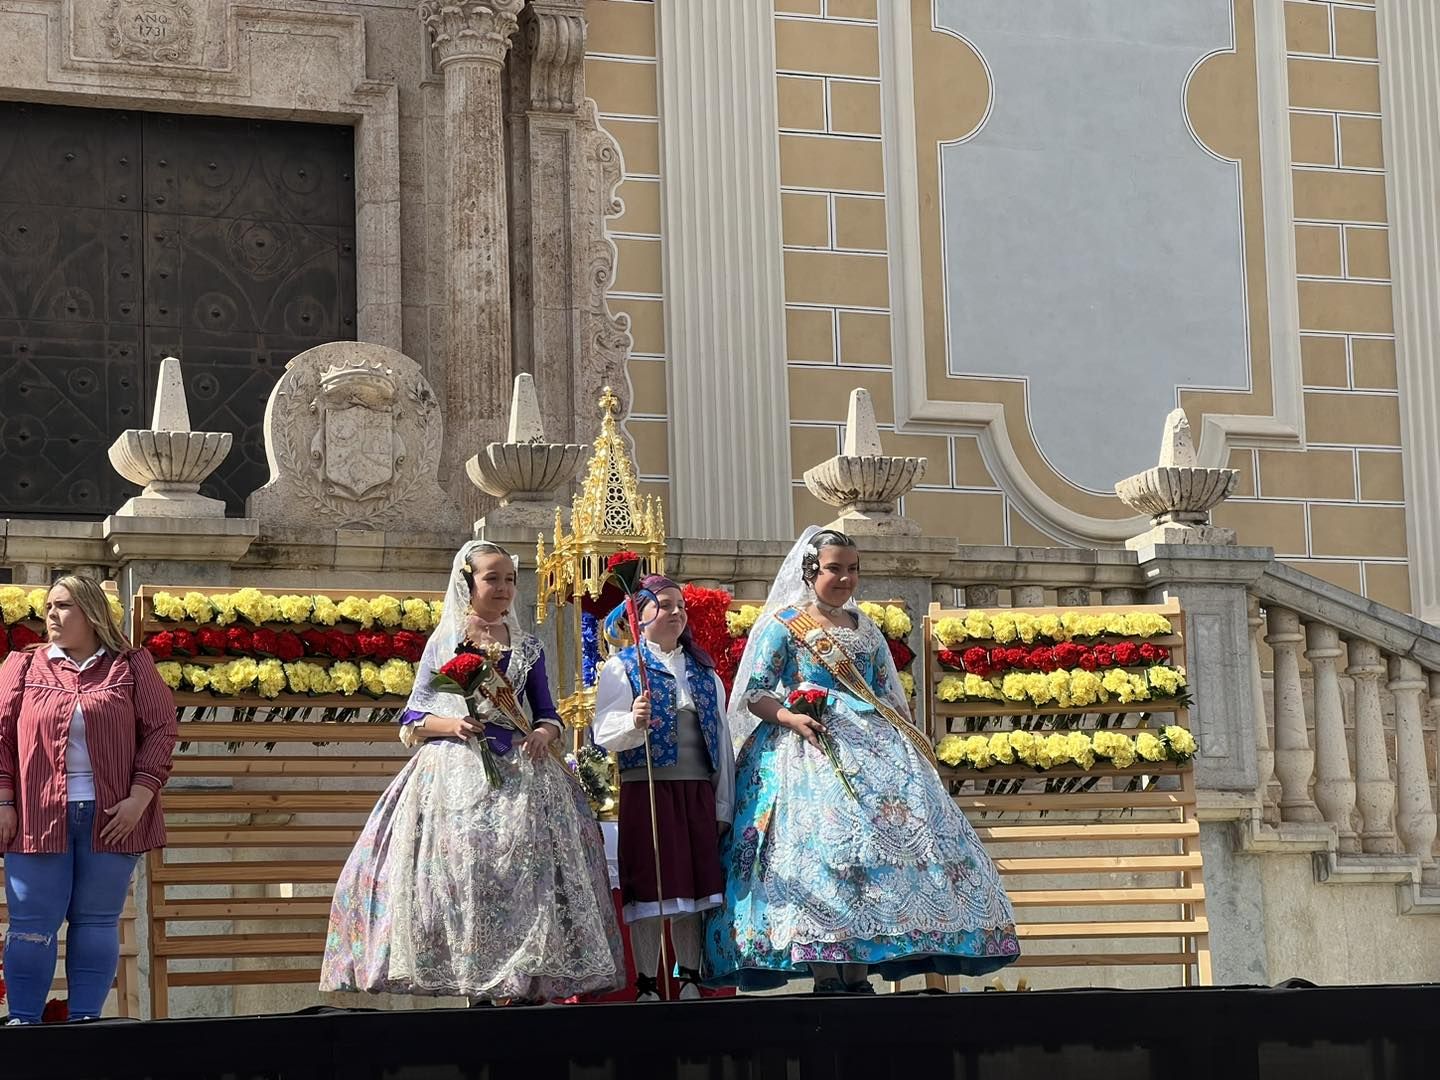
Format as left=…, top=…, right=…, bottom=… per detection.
left=704, top=611, right=1019, bottom=989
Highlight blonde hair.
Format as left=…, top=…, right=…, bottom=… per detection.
left=48, top=574, right=130, bottom=655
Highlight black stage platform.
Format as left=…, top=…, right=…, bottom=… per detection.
left=5, top=982, right=1437, bottom=1080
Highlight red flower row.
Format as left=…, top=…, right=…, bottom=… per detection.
left=0, top=623, right=44, bottom=659
left=144, top=627, right=427, bottom=663
left=940, top=640, right=1170, bottom=677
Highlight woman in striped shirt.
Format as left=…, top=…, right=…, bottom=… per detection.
left=0, top=575, right=177, bottom=1024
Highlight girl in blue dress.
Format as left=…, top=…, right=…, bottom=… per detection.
left=704, top=527, right=1019, bottom=993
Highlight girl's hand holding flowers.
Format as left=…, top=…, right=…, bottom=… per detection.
left=521, top=724, right=558, bottom=762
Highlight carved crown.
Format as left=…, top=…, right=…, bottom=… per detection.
left=318, top=361, right=396, bottom=409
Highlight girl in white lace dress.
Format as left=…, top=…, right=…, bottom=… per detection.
left=320, top=541, right=624, bottom=1002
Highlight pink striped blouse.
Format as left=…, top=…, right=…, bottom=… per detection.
left=0, top=646, right=178, bottom=854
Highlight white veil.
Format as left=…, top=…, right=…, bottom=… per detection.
left=405, top=539, right=523, bottom=719
left=728, top=526, right=914, bottom=751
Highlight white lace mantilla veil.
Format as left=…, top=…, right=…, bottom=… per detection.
left=404, top=540, right=523, bottom=719
left=727, top=525, right=911, bottom=752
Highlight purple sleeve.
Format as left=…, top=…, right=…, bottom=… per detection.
left=524, top=649, right=562, bottom=724
left=399, top=708, right=424, bottom=726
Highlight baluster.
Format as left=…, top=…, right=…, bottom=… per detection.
left=1012, top=586, right=1045, bottom=607
left=1305, top=623, right=1358, bottom=851
left=965, top=585, right=998, bottom=608
left=931, top=583, right=952, bottom=607
left=1249, top=598, right=1279, bottom=824
left=1265, top=607, right=1321, bottom=822
left=1101, top=588, right=1139, bottom=605
left=1346, top=641, right=1397, bottom=853
left=1056, top=587, right=1090, bottom=607
left=1389, top=657, right=1437, bottom=880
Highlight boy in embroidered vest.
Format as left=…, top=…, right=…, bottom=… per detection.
left=593, top=575, right=734, bottom=1000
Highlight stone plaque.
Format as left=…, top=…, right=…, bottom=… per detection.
left=247, top=342, right=458, bottom=531
left=102, top=0, right=198, bottom=64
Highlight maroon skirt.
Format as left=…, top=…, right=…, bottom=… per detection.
left=617, top=778, right=725, bottom=921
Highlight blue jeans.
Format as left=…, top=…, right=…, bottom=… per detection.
left=3, top=802, right=139, bottom=1022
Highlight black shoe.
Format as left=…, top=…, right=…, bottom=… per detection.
left=844, top=979, right=875, bottom=995
left=811, top=977, right=847, bottom=995
left=635, top=973, right=660, bottom=1002
left=676, top=966, right=704, bottom=1001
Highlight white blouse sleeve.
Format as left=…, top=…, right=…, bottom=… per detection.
left=710, top=670, right=736, bottom=824
left=592, top=654, right=648, bottom=753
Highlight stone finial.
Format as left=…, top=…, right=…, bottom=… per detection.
left=1115, top=408, right=1239, bottom=550
left=107, top=357, right=231, bottom=518
left=467, top=374, right=587, bottom=533
left=802, top=388, right=927, bottom=537
left=247, top=342, right=458, bottom=532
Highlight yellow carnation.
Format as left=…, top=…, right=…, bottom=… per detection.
left=1136, top=732, right=1166, bottom=762
left=226, top=657, right=259, bottom=693
left=898, top=670, right=916, bottom=697
left=936, top=674, right=967, bottom=702
left=964, top=735, right=994, bottom=769
left=883, top=606, right=912, bottom=639
left=430, top=600, right=445, bottom=626
left=229, top=587, right=275, bottom=626
left=936, top=734, right=966, bottom=766
left=1013, top=613, right=1039, bottom=644
left=307, top=663, right=334, bottom=695
left=1036, top=614, right=1065, bottom=641
left=275, top=594, right=314, bottom=624
left=1069, top=668, right=1103, bottom=707
left=1000, top=672, right=1029, bottom=702
left=182, top=591, right=216, bottom=623
left=150, top=591, right=186, bottom=622
left=1066, top=731, right=1095, bottom=770
left=1010, top=729, right=1038, bottom=766
left=1060, top=611, right=1086, bottom=639
left=380, top=658, right=415, bottom=697
left=155, top=661, right=183, bottom=690
left=990, top=612, right=1017, bottom=644
left=360, top=661, right=386, bottom=697
left=1022, top=672, right=1054, bottom=706
left=858, top=601, right=887, bottom=627
left=726, top=604, right=761, bottom=637
left=1164, top=725, right=1198, bottom=758
left=1047, top=669, right=1072, bottom=708
left=337, top=597, right=373, bottom=628
left=310, top=595, right=340, bottom=626
left=329, top=661, right=361, bottom=695
left=256, top=659, right=287, bottom=699
left=963, top=611, right=993, bottom=641
left=28, top=588, right=49, bottom=619
left=1102, top=668, right=1137, bottom=702
left=283, top=662, right=309, bottom=694
left=107, top=594, right=125, bottom=626
left=934, top=617, right=968, bottom=647
left=988, top=731, right=1015, bottom=764
left=965, top=673, right=1002, bottom=700
left=1040, top=732, right=1071, bottom=769
left=401, top=598, right=434, bottom=633
left=182, top=664, right=210, bottom=692
left=370, top=595, right=403, bottom=628
left=211, top=593, right=238, bottom=626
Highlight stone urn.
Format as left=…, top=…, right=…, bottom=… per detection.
left=1115, top=408, right=1239, bottom=549
left=803, top=388, right=926, bottom=536
left=466, top=374, right=587, bottom=530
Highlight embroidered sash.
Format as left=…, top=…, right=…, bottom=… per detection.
left=775, top=607, right=939, bottom=768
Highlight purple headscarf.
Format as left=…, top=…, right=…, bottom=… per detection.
left=635, top=574, right=715, bottom=670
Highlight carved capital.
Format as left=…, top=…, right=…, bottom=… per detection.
left=515, top=3, right=587, bottom=111
left=419, top=0, right=526, bottom=68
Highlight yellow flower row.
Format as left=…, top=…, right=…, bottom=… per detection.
left=936, top=665, right=1187, bottom=708
left=151, top=588, right=442, bottom=631
left=935, top=725, right=1198, bottom=771
left=726, top=601, right=913, bottom=641
left=0, top=586, right=125, bottom=628
left=933, top=610, right=1173, bottom=648
left=154, top=657, right=417, bottom=699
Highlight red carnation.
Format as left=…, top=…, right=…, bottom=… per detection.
left=1028, top=646, right=1057, bottom=673
left=170, top=629, right=197, bottom=658
left=226, top=626, right=254, bottom=654
left=355, top=629, right=393, bottom=660
left=727, top=636, right=749, bottom=666
left=251, top=628, right=279, bottom=657
left=1092, top=643, right=1115, bottom=668
left=937, top=648, right=967, bottom=671
left=438, top=651, right=486, bottom=690
left=274, top=631, right=305, bottom=663
left=1001, top=646, right=1031, bottom=670
left=144, top=631, right=175, bottom=660
left=1113, top=640, right=1141, bottom=667
left=198, top=626, right=227, bottom=656
left=1055, top=642, right=1084, bottom=669
left=10, top=624, right=43, bottom=649
left=887, top=638, right=915, bottom=672
left=325, top=630, right=355, bottom=660
left=301, top=629, right=328, bottom=656
left=42, top=997, right=68, bottom=1023
left=392, top=630, right=426, bottom=663
left=1139, top=642, right=1169, bottom=664
left=606, top=550, right=641, bottom=572
left=1078, top=650, right=1099, bottom=671
left=961, top=646, right=992, bottom=676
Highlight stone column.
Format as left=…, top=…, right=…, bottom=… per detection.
left=1135, top=545, right=1273, bottom=793
left=420, top=0, right=526, bottom=523
left=1306, top=622, right=1358, bottom=852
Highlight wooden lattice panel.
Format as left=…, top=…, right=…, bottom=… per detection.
left=923, top=599, right=1210, bottom=987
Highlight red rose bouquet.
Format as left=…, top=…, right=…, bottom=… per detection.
left=786, top=684, right=857, bottom=800
left=144, top=631, right=175, bottom=660
left=431, top=648, right=505, bottom=789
